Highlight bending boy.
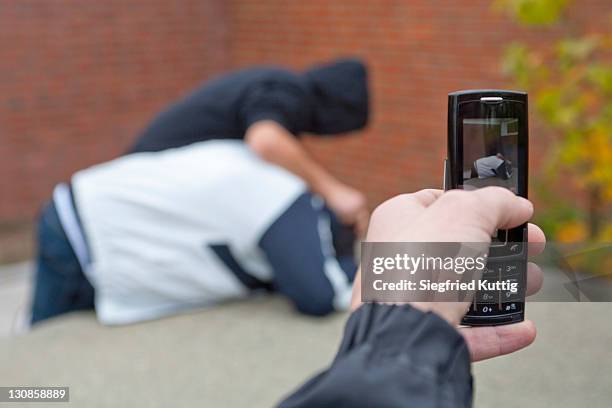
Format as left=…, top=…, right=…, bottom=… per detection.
left=31, top=141, right=356, bottom=325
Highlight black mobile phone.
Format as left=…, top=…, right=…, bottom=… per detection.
left=445, top=90, right=528, bottom=326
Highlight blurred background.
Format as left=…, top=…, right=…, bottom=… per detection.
left=1, top=1, right=611, bottom=407
left=1, top=0, right=609, bottom=263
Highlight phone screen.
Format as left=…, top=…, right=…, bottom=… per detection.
left=462, top=118, right=519, bottom=194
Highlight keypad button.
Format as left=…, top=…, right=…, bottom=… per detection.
left=504, top=276, right=524, bottom=299
left=502, top=289, right=521, bottom=302
left=504, top=263, right=520, bottom=274
left=500, top=302, right=523, bottom=313
left=477, top=290, right=499, bottom=304
left=508, top=242, right=523, bottom=254
left=478, top=304, right=499, bottom=315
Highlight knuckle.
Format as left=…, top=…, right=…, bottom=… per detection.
left=440, top=189, right=478, bottom=213
left=441, top=189, right=471, bottom=203
left=370, top=194, right=409, bottom=220
left=481, top=186, right=514, bottom=199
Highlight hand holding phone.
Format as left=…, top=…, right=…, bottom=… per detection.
left=351, top=187, right=543, bottom=359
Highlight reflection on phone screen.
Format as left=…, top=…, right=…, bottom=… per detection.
left=462, top=118, right=518, bottom=193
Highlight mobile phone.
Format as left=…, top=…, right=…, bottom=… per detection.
left=445, top=90, right=528, bottom=326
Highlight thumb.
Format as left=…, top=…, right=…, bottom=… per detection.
left=423, top=187, right=533, bottom=241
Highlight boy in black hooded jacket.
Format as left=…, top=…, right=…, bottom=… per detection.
left=130, top=58, right=370, bottom=235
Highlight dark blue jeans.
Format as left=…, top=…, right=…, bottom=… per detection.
left=30, top=201, right=95, bottom=325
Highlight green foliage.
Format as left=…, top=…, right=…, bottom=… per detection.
left=587, top=64, right=612, bottom=95
left=495, top=0, right=570, bottom=26
left=498, top=0, right=612, bottom=241
left=501, top=43, right=548, bottom=87
left=531, top=179, right=584, bottom=238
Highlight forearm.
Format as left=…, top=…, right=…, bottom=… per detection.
left=245, top=121, right=340, bottom=197
left=278, top=303, right=473, bottom=408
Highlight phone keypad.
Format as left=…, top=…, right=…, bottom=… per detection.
left=466, top=259, right=526, bottom=317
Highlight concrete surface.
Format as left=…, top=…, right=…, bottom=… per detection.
left=1, top=263, right=611, bottom=407
left=0, top=262, right=31, bottom=337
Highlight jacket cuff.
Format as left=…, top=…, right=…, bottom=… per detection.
left=335, top=303, right=471, bottom=382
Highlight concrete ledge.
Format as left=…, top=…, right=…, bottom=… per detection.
left=0, top=297, right=346, bottom=408
left=1, top=293, right=610, bottom=407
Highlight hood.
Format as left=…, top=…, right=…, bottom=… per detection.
left=302, top=58, right=369, bottom=135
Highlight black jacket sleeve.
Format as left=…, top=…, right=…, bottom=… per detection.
left=239, top=80, right=310, bottom=136
left=277, top=303, right=473, bottom=408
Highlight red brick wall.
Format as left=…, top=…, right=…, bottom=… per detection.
left=1, top=0, right=610, bottom=260
left=0, top=0, right=229, bottom=227
left=227, top=0, right=611, bottom=208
